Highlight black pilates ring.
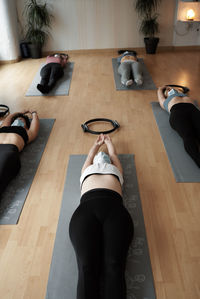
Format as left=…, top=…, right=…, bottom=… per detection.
left=0, top=104, right=9, bottom=117
left=81, top=118, right=120, bottom=135
left=165, top=84, right=190, bottom=94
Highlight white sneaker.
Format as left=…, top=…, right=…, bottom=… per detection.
left=135, top=78, right=143, bottom=86
left=126, top=79, right=133, bottom=86
left=121, top=80, right=126, bottom=85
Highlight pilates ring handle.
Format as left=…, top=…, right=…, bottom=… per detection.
left=81, top=118, right=120, bottom=135
left=0, top=104, right=9, bottom=117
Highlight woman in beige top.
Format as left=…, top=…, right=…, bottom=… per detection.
left=69, top=134, right=134, bottom=299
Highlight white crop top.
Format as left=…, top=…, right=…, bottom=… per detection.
left=80, top=163, right=124, bottom=187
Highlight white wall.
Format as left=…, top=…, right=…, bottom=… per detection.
left=0, top=0, right=20, bottom=61
left=1, top=0, right=200, bottom=62
left=16, top=0, right=176, bottom=52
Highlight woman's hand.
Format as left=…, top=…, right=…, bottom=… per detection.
left=20, top=110, right=37, bottom=116
left=94, top=133, right=104, bottom=147
left=104, top=134, right=112, bottom=145
left=24, top=111, right=38, bottom=118
left=104, top=135, right=116, bottom=156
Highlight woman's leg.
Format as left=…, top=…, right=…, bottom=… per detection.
left=118, top=63, right=133, bottom=86
left=102, top=203, right=134, bottom=299
left=169, top=104, right=200, bottom=167
left=0, top=145, right=21, bottom=196
left=69, top=203, right=102, bottom=299
left=190, top=105, right=200, bottom=141
left=37, top=64, right=51, bottom=93
left=131, top=61, right=143, bottom=85
left=48, top=64, right=64, bottom=91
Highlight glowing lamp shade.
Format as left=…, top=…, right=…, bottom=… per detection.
left=186, top=9, right=195, bottom=21
left=177, top=2, right=200, bottom=22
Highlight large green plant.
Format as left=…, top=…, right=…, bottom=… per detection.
left=135, top=0, right=161, bottom=38
left=24, top=0, right=53, bottom=46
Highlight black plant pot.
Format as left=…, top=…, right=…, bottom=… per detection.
left=144, top=37, right=159, bottom=54
left=28, top=43, right=42, bottom=59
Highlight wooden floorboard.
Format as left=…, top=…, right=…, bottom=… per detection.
left=0, top=50, right=200, bottom=299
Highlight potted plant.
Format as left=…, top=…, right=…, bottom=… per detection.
left=23, top=0, right=53, bottom=58
left=135, top=0, right=161, bottom=54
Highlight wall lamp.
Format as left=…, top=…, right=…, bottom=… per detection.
left=177, top=1, right=200, bottom=22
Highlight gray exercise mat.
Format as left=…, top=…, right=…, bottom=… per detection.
left=25, top=62, right=74, bottom=96
left=112, top=58, right=156, bottom=90
left=0, top=119, right=55, bottom=225
left=46, top=154, right=156, bottom=299
left=151, top=102, right=200, bottom=182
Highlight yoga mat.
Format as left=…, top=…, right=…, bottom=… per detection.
left=0, top=119, right=55, bottom=225
left=151, top=102, right=200, bottom=182
left=46, top=154, right=156, bottom=299
left=112, top=58, right=156, bottom=90
left=25, top=62, right=74, bottom=96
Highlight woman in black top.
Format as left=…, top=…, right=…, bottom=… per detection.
left=0, top=110, right=39, bottom=196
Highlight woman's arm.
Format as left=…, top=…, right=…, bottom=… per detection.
left=81, top=134, right=104, bottom=174
left=157, top=86, right=166, bottom=109
left=1, top=110, right=29, bottom=127
left=27, top=111, right=40, bottom=143
left=104, top=135, right=123, bottom=175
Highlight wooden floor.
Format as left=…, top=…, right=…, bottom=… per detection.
left=0, top=50, right=200, bottom=299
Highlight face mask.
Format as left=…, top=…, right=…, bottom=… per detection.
left=93, top=152, right=111, bottom=164
left=168, top=89, right=176, bottom=96
left=11, top=119, right=25, bottom=127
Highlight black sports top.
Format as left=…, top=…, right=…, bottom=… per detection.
left=0, top=126, right=29, bottom=144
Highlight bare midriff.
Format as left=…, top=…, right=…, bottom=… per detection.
left=81, top=174, right=122, bottom=196
left=121, top=55, right=137, bottom=63
left=0, top=133, right=25, bottom=151
left=168, top=96, right=194, bottom=112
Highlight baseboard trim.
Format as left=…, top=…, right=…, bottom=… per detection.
left=172, top=45, right=200, bottom=51
left=0, top=57, right=21, bottom=64
left=1, top=46, right=200, bottom=64
left=43, top=45, right=200, bottom=56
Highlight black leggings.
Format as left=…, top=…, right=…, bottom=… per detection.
left=39, top=63, right=64, bottom=91
left=0, top=144, right=21, bottom=197
left=69, top=188, right=134, bottom=299
left=169, top=103, right=200, bottom=167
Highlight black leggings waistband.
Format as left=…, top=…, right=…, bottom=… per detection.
left=170, top=102, right=196, bottom=113
left=81, top=188, right=123, bottom=204
left=0, top=144, right=19, bottom=152
left=44, top=62, right=62, bottom=68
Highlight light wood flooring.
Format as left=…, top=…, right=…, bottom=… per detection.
left=0, top=50, right=200, bottom=299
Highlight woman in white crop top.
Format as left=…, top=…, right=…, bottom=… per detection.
left=80, top=134, right=123, bottom=196
left=69, top=134, right=134, bottom=299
